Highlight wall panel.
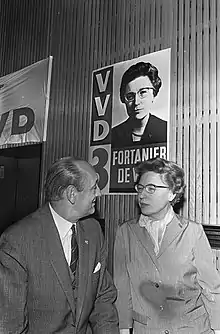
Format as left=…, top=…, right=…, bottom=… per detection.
left=172, top=0, right=220, bottom=226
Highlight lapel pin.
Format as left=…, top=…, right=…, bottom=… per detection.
left=85, top=240, right=88, bottom=244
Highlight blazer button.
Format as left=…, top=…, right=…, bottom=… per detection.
left=164, top=330, right=169, bottom=334
left=155, top=282, right=159, bottom=288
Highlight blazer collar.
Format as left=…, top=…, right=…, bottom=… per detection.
left=129, top=217, right=160, bottom=269
left=129, top=214, right=188, bottom=263
left=40, top=206, right=95, bottom=325
left=41, top=204, right=76, bottom=313
left=157, top=214, right=188, bottom=258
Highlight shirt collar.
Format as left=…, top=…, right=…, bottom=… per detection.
left=139, top=205, right=174, bottom=229
left=49, top=203, right=73, bottom=240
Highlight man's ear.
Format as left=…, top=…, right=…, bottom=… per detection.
left=66, top=185, right=77, bottom=205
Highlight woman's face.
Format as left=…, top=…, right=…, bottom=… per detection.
left=137, top=171, right=175, bottom=220
left=124, top=76, right=155, bottom=120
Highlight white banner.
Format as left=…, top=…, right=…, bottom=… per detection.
left=0, top=56, right=53, bottom=146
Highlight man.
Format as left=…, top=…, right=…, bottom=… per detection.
left=0, top=157, right=119, bottom=333
left=111, top=61, right=167, bottom=148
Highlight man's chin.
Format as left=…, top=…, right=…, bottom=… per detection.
left=81, top=208, right=95, bottom=219
left=89, top=207, right=96, bottom=215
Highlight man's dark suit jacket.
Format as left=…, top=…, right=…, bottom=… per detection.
left=0, top=204, right=119, bottom=333
left=111, top=114, right=167, bottom=149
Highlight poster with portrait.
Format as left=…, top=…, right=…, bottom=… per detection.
left=89, top=48, right=171, bottom=194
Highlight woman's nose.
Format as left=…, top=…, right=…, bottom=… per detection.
left=139, top=191, right=146, bottom=199
left=134, top=92, right=141, bottom=105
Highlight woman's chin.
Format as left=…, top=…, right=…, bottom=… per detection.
left=140, top=208, right=152, bottom=216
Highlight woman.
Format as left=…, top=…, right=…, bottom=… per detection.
left=111, top=62, right=167, bottom=149
left=114, top=157, right=220, bottom=334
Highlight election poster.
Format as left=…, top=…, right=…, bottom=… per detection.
left=0, top=56, right=53, bottom=146
left=89, top=48, right=171, bottom=194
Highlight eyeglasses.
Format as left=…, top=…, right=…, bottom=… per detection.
left=135, top=183, right=169, bottom=194
left=124, top=87, right=154, bottom=103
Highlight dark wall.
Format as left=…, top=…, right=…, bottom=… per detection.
left=0, top=0, right=52, bottom=76
left=0, top=145, right=41, bottom=233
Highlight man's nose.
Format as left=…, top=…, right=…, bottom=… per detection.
left=96, top=186, right=101, bottom=197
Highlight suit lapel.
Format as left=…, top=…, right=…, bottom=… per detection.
left=75, top=220, right=90, bottom=325
left=129, top=219, right=159, bottom=270
left=41, top=205, right=75, bottom=313
left=141, top=114, right=164, bottom=144
left=158, top=215, right=187, bottom=258
left=124, top=120, right=135, bottom=146
left=140, top=114, right=154, bottom=143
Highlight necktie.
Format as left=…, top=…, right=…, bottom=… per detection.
left=70, top=225, right=79, bottom=277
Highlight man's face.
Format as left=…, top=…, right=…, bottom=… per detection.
left=124, top=76, right=155, bottom=120
left=74, top=164, right=101, bottom=219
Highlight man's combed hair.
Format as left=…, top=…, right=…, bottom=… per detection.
left=120, top=61, right=162, bottom=103
left=45, top=157, right=87, bottom=202
left=135, top=157, right=185, bottom=205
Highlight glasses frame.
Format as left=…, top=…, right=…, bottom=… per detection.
left=124, top=87, right=155, bottom=103
left=135, top=183, right=169, bottom=194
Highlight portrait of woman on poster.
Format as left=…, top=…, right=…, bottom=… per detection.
left=111, top=62, right=167, bottom=149
left=114, top=157, right=220, bottom=334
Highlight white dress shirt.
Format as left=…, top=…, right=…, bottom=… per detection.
left=49, top=203, right=75, bottom=265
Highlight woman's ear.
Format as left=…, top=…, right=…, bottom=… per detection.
left=66, top=185, right=76, bottom=205
left=168, top=191, right=176, bottom=202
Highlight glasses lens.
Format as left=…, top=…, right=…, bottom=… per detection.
left=125, top=88, right=154, bottom=102
left=125, top=92, right=135, bottom=102
left=146, top=185, right=156, bottom=194
left=139, top=88, right=150, bottom=98
left=135, top=184, right=143, bottom=193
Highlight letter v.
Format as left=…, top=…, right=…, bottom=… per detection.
left=95, top=71, right=110, bottom=92
left=94, top=95, right=110, bottom=116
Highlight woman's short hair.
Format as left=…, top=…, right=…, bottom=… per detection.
left=120, top=61, right=162, bottom=103
left=135, top=157, right=185, bottom=205
left=45, top=157, right=87, bottom=202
